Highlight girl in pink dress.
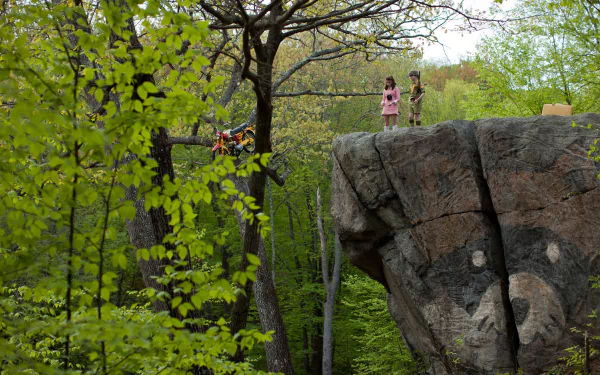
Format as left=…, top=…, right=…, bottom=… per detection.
left=380, top=76, right=401, bottom=131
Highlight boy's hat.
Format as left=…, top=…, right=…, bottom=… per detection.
left=408, top=70, right=420, bottom=78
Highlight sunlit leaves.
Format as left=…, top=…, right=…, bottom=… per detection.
left=467, top=0, right=600, bottom=119
left=0, top=0, right=270, bottom=373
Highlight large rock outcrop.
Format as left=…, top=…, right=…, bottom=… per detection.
left=331, top=114, right=600, bottom=374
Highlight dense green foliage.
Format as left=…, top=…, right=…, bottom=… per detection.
left=336, top=275, right=416, bottom=375
left=0, top=0, right=271, bottom=374
left=465, top=0, right=600, bottom=119
left=1, top=0, right=599, bottom=374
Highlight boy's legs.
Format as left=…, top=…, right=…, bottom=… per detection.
left=408, top=101, right=415, bottom=127
left=415, top=113, right=421, bottom=126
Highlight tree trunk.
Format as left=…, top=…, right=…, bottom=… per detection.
left=268, top=178, right=277, bottom=285
left=228, top=172, right=294, bottom=375
left=125, top=165, right=172, bottom=314
left=226, top=5, right=294, bottom=371
left=124, top=132, right=211, bottom=375
left=321, top=240, right=342, bottom=375
left=305, top=193, right=323, bottom=375
left=123, top=136, right=209, bottom=375
left=286, top=201, right=310, bottom=373
left=310, top=307, right=324, bottom=375
left=317, top=188, right=342, bottom=375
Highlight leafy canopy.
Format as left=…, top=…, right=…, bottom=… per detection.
left=0, top=0, right=273, bottom=373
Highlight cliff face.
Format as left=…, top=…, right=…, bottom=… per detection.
left=331, top=114, right=600, bottom=374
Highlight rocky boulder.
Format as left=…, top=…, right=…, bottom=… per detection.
left=331, top=114, right=600, bottom=374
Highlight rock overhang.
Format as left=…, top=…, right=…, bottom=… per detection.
left=331, top=114, right=600, bottom=374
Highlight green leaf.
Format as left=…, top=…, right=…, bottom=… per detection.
left=247, top=253, right=260, bottom=266
left=95, top=89, right=104, bottom=103
left=239, top=272, right=247, bottom=286
left=117, top=253, right=127, bottom=269
left=137, top=85, right=148, bottom=100
left=101, top=288, right=110, bottom=301
left=260, top=153, right=271, bottom=167
left=137, top=248, right=150, bottom=261
left=133, top=100, right=144, bottom=113
left=142, top=81, right=159, bottom=93
left=192, top=56, right=210, bottom=73
left=119, top=203, right=136, bottom=220
left=177, top=246, right=188, bottom=260
left=178, top=302, right=193, bottom=317
left=172, top=296, right=183, bottom=309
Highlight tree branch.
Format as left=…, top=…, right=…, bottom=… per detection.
left=168, top=136, right=213, bottom=147
left=217, top=60, right=242, bottom=107
left=317, top=187, right=329, bottom=288
left=282, top=0, right=396, bottom=37
left=409, top=0, right=511, bottom=28
left=240, top=27, right=261, bottom=87
left=250, top=0, right=283, bottom=28
left=272, top=44, right=354, bottom=91
left=264, top=166, right=286, bottom=187
left=198, top=2, right=239, bottom=25
left=276, top=0, right=312, bottom=24
left=273, top=90, right=381, bottom=97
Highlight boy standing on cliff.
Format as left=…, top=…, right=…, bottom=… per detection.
left=408, top=70, right=425, bottom=127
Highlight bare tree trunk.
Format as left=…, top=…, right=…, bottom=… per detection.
left=305, top=193, right=323, bottom=375
left=124, top=145, right=210, bottom=375
left=310, top=306, right=324, bottom=375
left=179, top=2, right=296, bottom=372
left=285, top=200, right=311, bottom=373
left=317, top=188, right=342, bottom=375
left=124, top=168, right=172, bottom=315
left=224, top=9, right=296, bottom=369
left=268, top=178, right=276, bottom=285
left=228, top=173, right=294, bottom=374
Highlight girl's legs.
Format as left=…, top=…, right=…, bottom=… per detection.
left=390, top=114, right=398, bottom=130
left=415, top=113, right=421, bottom=126
left=383, top=115, right=390, bottom=132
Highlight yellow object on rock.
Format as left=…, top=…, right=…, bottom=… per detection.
left=542, top=103, right=573, bottom=116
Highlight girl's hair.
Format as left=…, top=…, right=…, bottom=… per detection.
left=384, top=76, right=396, bottom=90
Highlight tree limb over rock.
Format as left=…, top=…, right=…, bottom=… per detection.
left=273, top=91, right=380, bottom=98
